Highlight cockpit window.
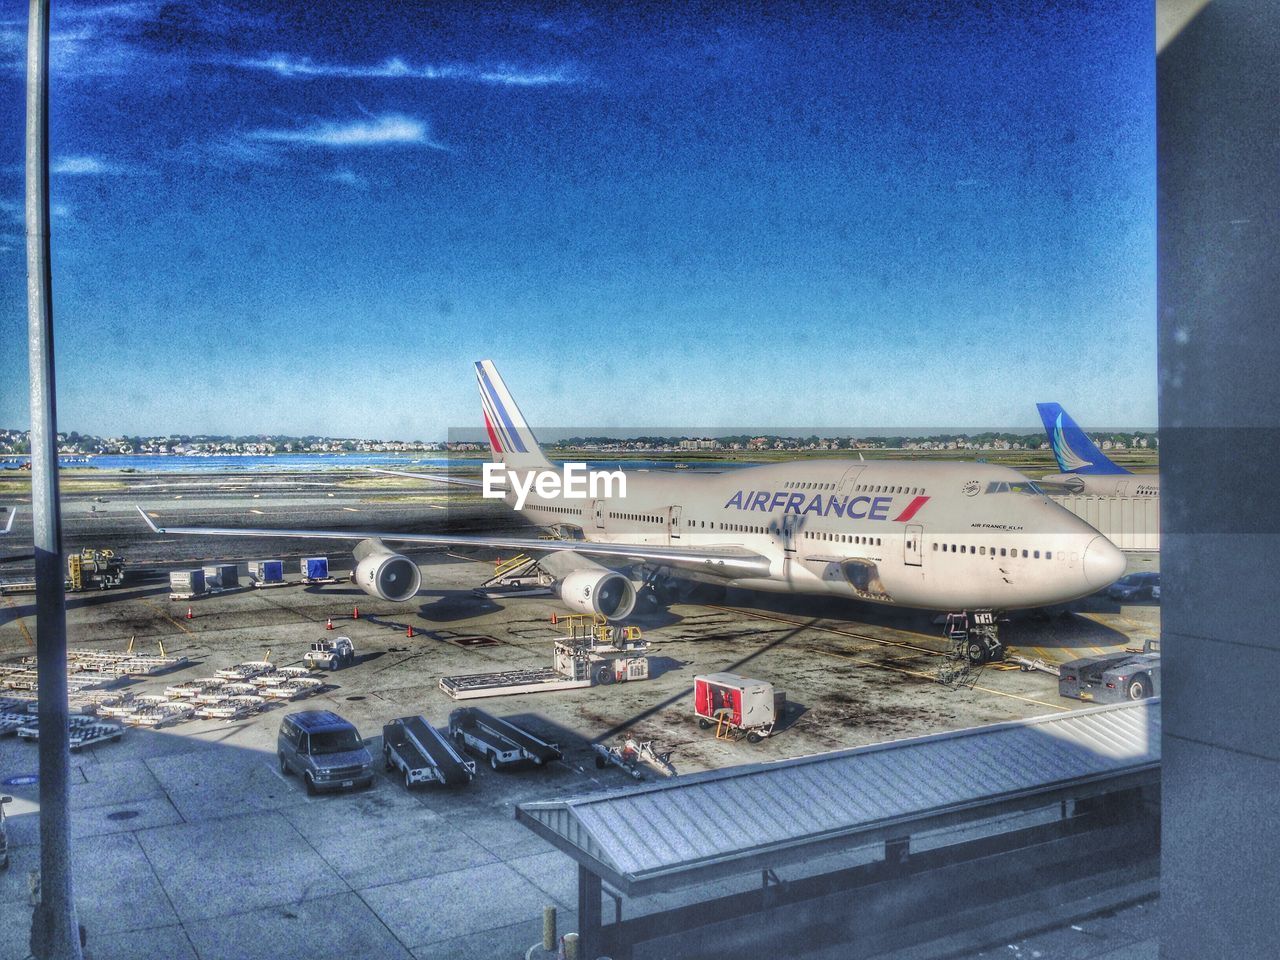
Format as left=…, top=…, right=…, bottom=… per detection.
left=985, top=480, right=1046, bottom=496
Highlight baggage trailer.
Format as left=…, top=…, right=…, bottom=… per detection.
left=203, top=563, right=239, bottom=589
left=694, top=672, right=786, bottom=743
left=382, top=715, right=475, bottom=788
left=448, top=707, right=562, bottom=770
left=440, top=667, right=589, bottom=700
left=249, top=560, right=286, bottom=587
left=168, top=568, right=206, bottom=600
left=299, top=556, right=337, bottom=584
left=16, top=714, right=125, bottom=749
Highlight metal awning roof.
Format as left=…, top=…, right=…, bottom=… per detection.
left=517, top=699, right=1160, bottom=895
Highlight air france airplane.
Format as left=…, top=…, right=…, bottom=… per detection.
left=1036, top=403, right=1161, bottom=498
left=138, top=362, right=1126, bottom=660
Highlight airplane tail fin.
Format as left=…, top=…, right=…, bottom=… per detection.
left=475, top=360, right=553, bottom=471
left=1036, top=403, right=1130, bottom=475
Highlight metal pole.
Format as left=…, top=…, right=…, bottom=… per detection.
left=25, top=0, right=83, bottom=956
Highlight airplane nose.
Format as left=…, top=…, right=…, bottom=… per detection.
left=1083, top=535, right=1126, bottom=588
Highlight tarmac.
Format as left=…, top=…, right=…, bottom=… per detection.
left=0, top=472, right=1162, bottom=959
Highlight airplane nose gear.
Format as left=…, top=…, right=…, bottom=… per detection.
left=938, top=611, right=1005, bottom=688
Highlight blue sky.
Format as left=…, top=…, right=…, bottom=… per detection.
left=0, top=2, right=1154, bottom=439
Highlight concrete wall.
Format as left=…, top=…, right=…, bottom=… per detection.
left=1158, top=3, right=1280, bottom=956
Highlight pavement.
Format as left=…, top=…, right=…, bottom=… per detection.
left=0, top=473, right=1162, bottom=958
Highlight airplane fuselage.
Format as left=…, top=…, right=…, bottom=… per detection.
left=1039, top=472, right=1161, bottom=498
left=505, top=459, right=1126, bottom=611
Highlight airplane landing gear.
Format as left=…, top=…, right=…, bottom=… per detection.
left=938, top=611, right=1004, bottom=688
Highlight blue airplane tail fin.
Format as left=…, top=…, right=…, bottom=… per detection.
left=1036, top=403, right=1130, bottom=475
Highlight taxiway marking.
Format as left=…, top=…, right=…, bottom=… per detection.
left=706, top=605, right=1070, bottom=713
left=2, top=593, right=33, bottom=645
left=140, top=598, right=193, bottom=635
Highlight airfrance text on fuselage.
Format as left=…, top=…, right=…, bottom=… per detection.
left=724, top=490, right=928, bottom=523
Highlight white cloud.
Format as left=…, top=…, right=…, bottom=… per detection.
left=51, top=155, right=131, bottom=176
left=231, top=53, right=582, bottom=87
left=2, top=6, right=152, bottom=77
left=1, top=200, right=71, bottom=222
left=247, top=114, right=447, bottom=150
left=57, top=2, right=153, bottom=22
left=325, top=168, right=370, bottom=190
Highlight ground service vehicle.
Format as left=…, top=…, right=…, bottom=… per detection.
left=1059, top=651, right=1161, bottom=702
left=304, top=637, right=355, bottom=671
left=694, top=672, right=786, bottom=743
left=278, top=710, right=375, bottom=794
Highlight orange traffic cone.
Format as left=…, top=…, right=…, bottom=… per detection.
left=550, top=613, right=558, bottom=625
left=185, top=607, right=194, bottom=620
left=325, top=617, right=334, bottom=630
left=352, top=605, right=360, bottom=620
left=405, top=624, right=414, bottom=638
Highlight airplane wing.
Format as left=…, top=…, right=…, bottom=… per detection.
left=366, top=468, right=486, bottom=488
left=134, top=506, right=770, bottom=578
left=1, top=507, right=13, bottom=535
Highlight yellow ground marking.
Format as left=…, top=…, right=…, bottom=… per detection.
left=2, top=593, right=33, bottom=646
left=706, top=604, right=945, bottom=658
left=140, top=598, right=193, bottom=635
left=705, top=604, right=1070, bottom=713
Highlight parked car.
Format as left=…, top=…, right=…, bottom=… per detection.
left=1107, top=571, right=1161, bottom=602
left=278, top=710, right=375, bottom=794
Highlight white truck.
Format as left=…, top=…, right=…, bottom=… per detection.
left=303, top=637, right=356, bottom=671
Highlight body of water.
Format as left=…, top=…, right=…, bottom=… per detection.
left=0, top=454, right=754, bottom=474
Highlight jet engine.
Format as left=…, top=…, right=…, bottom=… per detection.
left=557, top=569, right=637, bottom=620
left=352, top=538, right=421, bottom=602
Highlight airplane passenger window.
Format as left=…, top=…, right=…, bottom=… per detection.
left=1046, top=551, right=1053, bottom=559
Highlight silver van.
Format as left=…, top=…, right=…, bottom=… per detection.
left=278, top=710, right=375, bottom=794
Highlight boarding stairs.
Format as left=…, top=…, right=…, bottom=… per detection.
left=475, top=554, right=554, bottom=596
